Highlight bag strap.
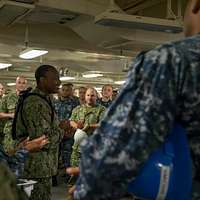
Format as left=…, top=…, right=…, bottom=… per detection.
left=12, top=92, right=54, bottom=140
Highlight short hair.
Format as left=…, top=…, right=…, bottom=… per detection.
left=62, top=83, right=73, bottom=88
left=16, top=76, right=27, bottom=83
left=35, top=65, right=57, bottom=83
left=79, top=86, right=87, bottom=90
left=86, top=87, right=98, bottom=96
left=102, top=84, right=113, bottom=91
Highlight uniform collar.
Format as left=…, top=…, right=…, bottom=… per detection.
left=33, top=87, right=52, bottom=100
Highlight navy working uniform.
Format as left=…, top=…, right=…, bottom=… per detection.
left=97, top=98, right=112, bottom=108
left=0, top=144, right=28, bottom=178
left=15, top=87, right=64, bottom=200
left=0, top=145, right=29, bottom=200
left=54, top=96, right=79, bottom=168
left=74, top=34, right=200, bottom=200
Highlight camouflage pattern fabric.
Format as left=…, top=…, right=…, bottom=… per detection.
left=0, top=144, right=28, bottom=178
left=0, top=97, right=6, bottom=145
left=1, top=93, right=18, bottom=152
left=15, top=87, right=64, bottom=199
left=70, top=104, right=105, bottom=135
left=70, top=104, right=105, bottom=167
left=70, top=144, right=81, bottom=167
left=61, top=137, right=74, bottom=168
left=0, top=162, right=28, bottom=200
left=73, top=34, right=200, bottom=200
left=97, top=98, right=112, bottom=108
left=29, top=177, right=51, bottom=200
left=54, top=96, right=79, bottom=121
left=54, top=96, right=79, bottom=168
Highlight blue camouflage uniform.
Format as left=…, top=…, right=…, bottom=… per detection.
left=54, top=96, right=80, bottom=121
left=0, top=144, right=28, bottom=178
left=54, top=96, right=79, bottom=168
left=97, top=98, right=112, bottom=108
left=74, top=33, right=200, bottom=200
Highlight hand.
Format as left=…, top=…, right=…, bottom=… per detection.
left=59, top=120, right=70, bottom=130
left=82, top=123, right=90, bottom=131
left=21, top=135, right=49, bottom=152
left=9, top=113, right=15, bottom=118
left=64, top=126, right=76, bottom=138
left=76, top=121, right=84, bottom=129
left=66, top=167, right=80, bottom=195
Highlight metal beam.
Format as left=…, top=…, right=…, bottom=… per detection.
left=125, top=0, right=165, bottom=14
left=37, top=0, right=108, bottom=16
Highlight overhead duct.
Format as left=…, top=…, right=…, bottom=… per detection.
left=0, top=0, right=35, bottom=26
left=95, top=11, right=183, bottom=33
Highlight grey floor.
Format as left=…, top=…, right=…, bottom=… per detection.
left=51, top=184, right=135, bottom=200
left=52, top=183, right=69, bottom=200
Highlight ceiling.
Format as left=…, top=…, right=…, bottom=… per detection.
left=0, top=0, right=187, bottom=89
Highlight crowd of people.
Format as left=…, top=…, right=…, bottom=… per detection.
left=0, top=67, right=116, bottom=200
left=1, top=0, right=200, bottom=199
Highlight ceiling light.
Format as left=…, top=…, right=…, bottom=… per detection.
left=0, top=63, right=12, bottom=69
left=7, top=82, right=16, bottom=86
left=19, top=48, right=48, bottom=59
left=94, top=87, right=102, bottom=92
left=60, top=76, right=75, bottom=81
left=115, top=80, right=126, bottom=85
left=83, top=74, right=103, bottom=78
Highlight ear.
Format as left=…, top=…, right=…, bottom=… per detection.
left=192, top=0, right=200, bottom=14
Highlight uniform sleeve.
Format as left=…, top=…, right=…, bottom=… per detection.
left=0, top=95, right=8, bottom=112
left=98, top=106, right=106, bottom=121
left=22, top=97, right=63, bottom=148
left=70, top=106, right=80, bottom=121
left=74, top=46, right=183, bottom=200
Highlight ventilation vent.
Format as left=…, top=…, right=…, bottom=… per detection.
left=95, top=11, right=183, bottom=33
left=0, top=0, right=34, bottom=25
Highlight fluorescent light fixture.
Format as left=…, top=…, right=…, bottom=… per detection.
left=95, top=11, right=183, bottom=33
left=7, top=82, right=16, bottom=86
left=94, top=87, right=102, bottom=92
left=83, top=73, right=103, bottom=78
left=0, top=63, right=12, bottom=69
left=115, top=80, right=126, bottom=85
left=19, top=48, right=48, bottom=59
left=60, top=76, right=75, bottom=81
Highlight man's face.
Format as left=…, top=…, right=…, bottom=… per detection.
left=0, top=84, right=4, bottom=97
left=102, top=85, right=113, bottom=99
left=79, top=87, right=87, bottom=101
left=16, top=77, right=27, bottom=92
left=61, top=85, right=73, bottom=98
left=43, top=70, right=61, bottom=94
left=85, top=88, right=97, bottom=106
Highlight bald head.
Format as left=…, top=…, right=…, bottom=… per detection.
left=184, top=0, right=200, bottom=37
left=85, top=87, right=97, bottom=106
left=16, top=76, right=27, bottom=93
